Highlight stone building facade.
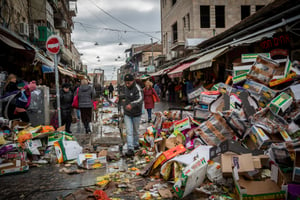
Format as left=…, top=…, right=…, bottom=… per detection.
left=161, top=0, right=273, bottom=60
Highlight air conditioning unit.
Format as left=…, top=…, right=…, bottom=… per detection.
left=30, top=24, right=39, bottom=39
left=19, top=23, right=29, bottom=36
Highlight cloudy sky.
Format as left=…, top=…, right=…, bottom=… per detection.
left=71, top=0, right=161, bottom=80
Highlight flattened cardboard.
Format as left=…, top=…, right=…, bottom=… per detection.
left=0, top=160, right=29, bottom=175
left=173, top=157, right=207, bottom=198
left=221, top=153, right=255, bottom=175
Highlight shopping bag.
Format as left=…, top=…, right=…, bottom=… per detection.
left=152, top=94, right=158, bottom=102
left=72, top=88, right=79, bottom=108
left=152, top=88, right=160, bottom=103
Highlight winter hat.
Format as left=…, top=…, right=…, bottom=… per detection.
left=62, top=83, right=71, bottom=88
left=124, top=74, right=134, bottom=81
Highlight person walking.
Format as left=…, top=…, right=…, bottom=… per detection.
left=143, top=80, right=159, bottom=123
left=60, top=83, right=73, bottom=133
left=12, top=81, right=37, bottom=122
left=108, top=83, right=114, bottom=99
left=153, top=82, right=161, bottom=98
left=121, top=74, right=143, bottom=157
left=77, top=79, right=95, bottom=134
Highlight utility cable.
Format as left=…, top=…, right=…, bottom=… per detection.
left=87, top=0, right=160, bottom=41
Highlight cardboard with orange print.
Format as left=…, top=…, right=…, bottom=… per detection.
left=152, top=144, right=186, bottom=171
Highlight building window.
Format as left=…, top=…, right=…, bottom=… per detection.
left=200, top=6, right=210, bottom=28
left=172, top=22, right=178, bottom=43
left=162, top=0, right=166, bottom=8
left=183, top=13, right=190, bottom=31
left=241, top=5, right=250, bottom=20
left=256, top=5, right=264, bottom=11
left=215, top=5, right=225, bottom=28
left=172, top=0, right=176, bottom=6
left=187, top=13, right=190, bottom=31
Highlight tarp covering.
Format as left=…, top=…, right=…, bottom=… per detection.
left=190, top=47, right=228, bottom=71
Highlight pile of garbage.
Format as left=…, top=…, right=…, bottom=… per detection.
left=135, top=55, right=300, bottom=199
left=0, top=121, right=86, bottom=174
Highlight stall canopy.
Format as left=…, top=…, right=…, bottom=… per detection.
left=190, top=47, right=228, bottom=71
left=149, top=68, right=166, bottom=77
left=0, top=26, right=36, bottom=65
left=168, top=62, right=194, bottom=78
left=42, top=65, right=54, bottom=73
left=58, top=65, right=77, bottom=78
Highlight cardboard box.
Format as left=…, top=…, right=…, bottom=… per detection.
left=25, top=139, right=42, bottom=155
left=0, top=160, right=29, bottom=175
left=173, top=117, right=191, bottom=132
left=152, top=144, right=186, bottom=170
left=243, top=80, right=277, bottom=100
left=250, top=126, right=271, bottom=149
left=160, top=145, right=211, bottom=181
left=241, top=53, right=270, bottom=63
left=233, top=65, right=252, bottom=76
left=48, top=132, right=74, bottom=146
left=54, top=140, right=82, bottom=163
left=233, top=164, right=286, bottom=200
left=173, top=157, right=207, bottom=198
left=269, top=92, right=293, bottom=115
left=247, top=55, right=279, bottom=85
left=221, top=153, right=255, bottom=176
left=232, top=73, right=248, bottom=84
left=77, top=153, right=107, bottom=169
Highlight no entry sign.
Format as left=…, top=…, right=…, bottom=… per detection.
left=46, top=35, right=62, bottom=54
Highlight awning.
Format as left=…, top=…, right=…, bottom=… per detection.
left=0, top=26, right=36, bottom=65
left=0, top=34, right=25, bottom=49
left=230, top=31, right=275, bottom=47
left=35, top=52, right=54, bottom=67
left=58, top=65, right=77, bottom=78
left=168, top=62, right=193, bottom=78
left=149, top=68, right=165, bottom=77
left=42, top=65, right=54, bottom=73
left=190, top=47, right=228, bottom=71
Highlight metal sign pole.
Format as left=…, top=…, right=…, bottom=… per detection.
left=54, top=54, right=62, bottom=127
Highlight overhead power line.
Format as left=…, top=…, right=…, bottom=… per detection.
left=88, top=0, right=160, bottom=41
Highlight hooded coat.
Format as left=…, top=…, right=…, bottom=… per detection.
left=77, top=85, right=95, bottom=108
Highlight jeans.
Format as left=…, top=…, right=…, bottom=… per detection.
left=76, top=109, right=80, bottom=119
left=147, top=108, right=152, bottom=121
left=124, top=114, right=141, bottom=150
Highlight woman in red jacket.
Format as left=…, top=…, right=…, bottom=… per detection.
left=143, top=80, right=159, bottom=123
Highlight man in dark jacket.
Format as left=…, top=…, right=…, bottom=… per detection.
left=121, top=74, right=143, bottom=157
left=60, top=83, right=73, bottom=133
left=108, top=83, right=114, bottom=99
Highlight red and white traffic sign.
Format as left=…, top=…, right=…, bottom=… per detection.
left=46, top=35, right=62, bottom=54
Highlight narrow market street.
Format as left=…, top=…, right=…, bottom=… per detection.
left=1, top=0, right=300, bottom=199
left=0, top=101, right=182, bottom=200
